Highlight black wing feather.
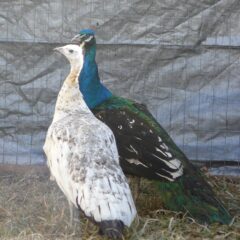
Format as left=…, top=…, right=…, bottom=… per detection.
left=93, top=106, right=183, bottom=182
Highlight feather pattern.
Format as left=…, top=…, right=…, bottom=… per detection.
left=43, top=45, right=136, bottom=233
left=93, top=100, right=183, bottom=182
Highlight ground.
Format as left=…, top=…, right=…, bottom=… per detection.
left=0, top=166, right=239, bottom=240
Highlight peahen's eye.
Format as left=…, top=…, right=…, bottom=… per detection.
left=69, top=49, right=74, bottom=53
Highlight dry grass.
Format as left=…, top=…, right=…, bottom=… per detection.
left=0, top=168, right=239, bottom=240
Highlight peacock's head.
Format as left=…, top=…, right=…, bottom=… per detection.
left=71, top=28, right=96, bottom=47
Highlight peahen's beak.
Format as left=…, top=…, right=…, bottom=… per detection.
left=71, top=34, right=86, bottom=43
left=53, top=46, right=64, bottom=53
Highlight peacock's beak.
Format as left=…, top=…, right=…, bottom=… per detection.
left=71, top=34, right=86, bottom=43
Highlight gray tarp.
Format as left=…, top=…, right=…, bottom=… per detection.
left=0, top=0, right=240, bottom=173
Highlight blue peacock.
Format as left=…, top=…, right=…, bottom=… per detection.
left=72, top=29, right=231, bottom=224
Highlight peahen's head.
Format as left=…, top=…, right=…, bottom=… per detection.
left=72, top=28, right=96, bottom=48
left=54, top=44, right=84, bottom=70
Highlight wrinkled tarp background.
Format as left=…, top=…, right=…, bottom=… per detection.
left=0, top=0, right=239, bottom=174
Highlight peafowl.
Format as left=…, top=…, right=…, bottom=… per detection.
left=43, top=44, right=136, bottom=239
left=71, top=29, right=231, bottom=225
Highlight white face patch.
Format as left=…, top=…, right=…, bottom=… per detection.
left=85, top=35, right=93, bottom=42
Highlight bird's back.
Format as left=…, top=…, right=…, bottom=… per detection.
left=44, top=112, right=136, bottom=227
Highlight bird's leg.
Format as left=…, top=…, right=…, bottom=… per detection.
left=68, top=200, right=74, bottom=226
left=73, top=206, right=80, bottom=223
left=68, top=200, right=80, bottom=227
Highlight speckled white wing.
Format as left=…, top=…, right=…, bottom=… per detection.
left=43, top=115, right=136, bottom=227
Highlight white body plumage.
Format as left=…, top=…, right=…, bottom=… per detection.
left=43, top=45, right=136, bottom=227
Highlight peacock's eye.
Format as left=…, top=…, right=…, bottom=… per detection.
left=69, top=49, right=74, bottom=53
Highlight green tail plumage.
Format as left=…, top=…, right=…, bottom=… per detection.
left=128, top=97, right=232, bottom=224
left=156, top=168, right=232, bottom=224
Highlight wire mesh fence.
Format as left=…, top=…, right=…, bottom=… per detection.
left=0, top=0, right=240, bottom=174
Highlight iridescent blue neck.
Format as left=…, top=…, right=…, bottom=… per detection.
left=79, top=45, right=112, bottom=109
